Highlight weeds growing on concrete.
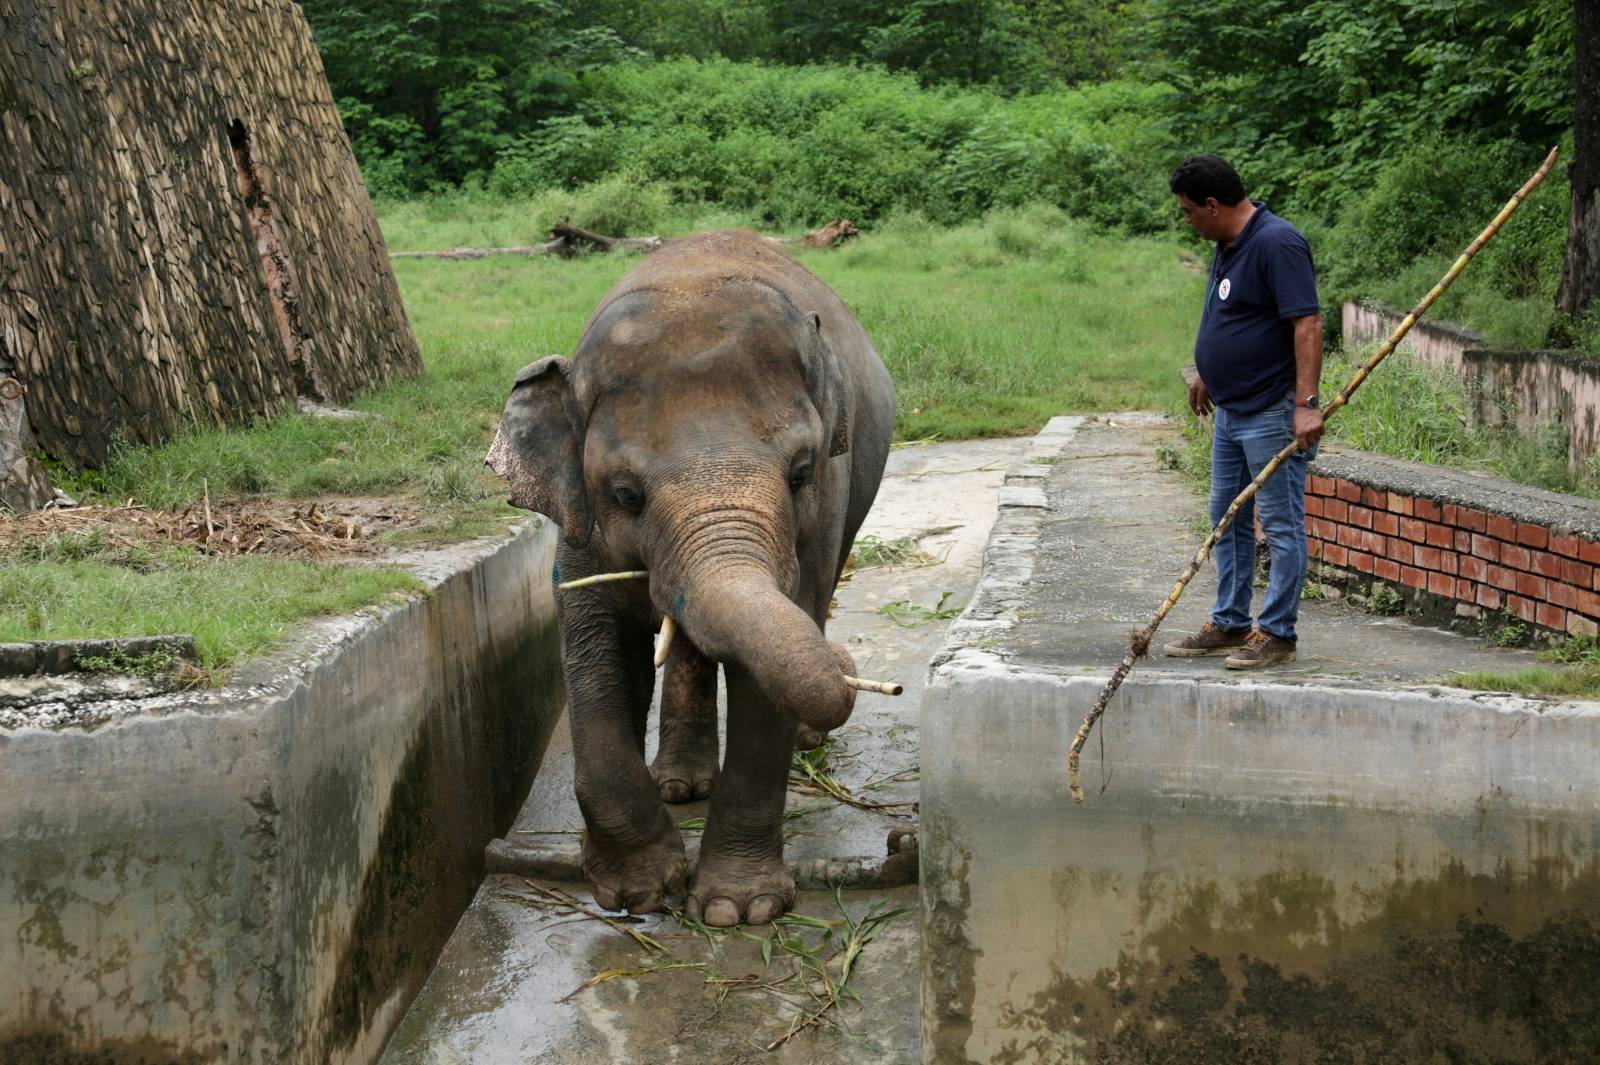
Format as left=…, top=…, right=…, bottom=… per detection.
left=877, top=592, right=962, bottom=628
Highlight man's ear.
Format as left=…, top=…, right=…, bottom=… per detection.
left=485, top=356, right=592, bottom=548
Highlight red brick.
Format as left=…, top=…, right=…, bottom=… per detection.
left=1455, top=530, right=1473, bottom=552
left=1375, top=558, right=1401, bottom=581
left=1507, top=595, right=1536, bottom=623
left=1550, top=533, right=1581, bottom=558
left=1401, top=566, right=1427, bottom=589
left=1500, top=543, right=1532, bottom=570
left=1336, top=481, right=1361, bottom=503
left=1323, top=499, right=1349, bottom=523
left=1457, top=508, right=1488, bottom=533
left=1550, top=581, right=1580, bottom=609
left=1349, top=505, right=1374, bottom=530
left=1425, top=523, right=1453, bottom=549
left=1415, top=546, right=1442, bottom=570
left=1414, top=498, right=1442, bottom=522
left=1579, top=588, right=1600, bottom=618
left=1457, top=578, right=1477, bottom=599
left=1517, top=573, right=1548, bottom=599
left=1400, top=517, right=1428, bottom=542
left=1438, top=551, right=1459, bottom=575
left=1387, top=494, right=1415, bottom=516
left=1477, top=585, right=1502, bottom=609
left=1517, top=523, right=1550, bottom=549
left=1350, top=551, right=1376, bottom=574
left=1388, top=538, right=1415, bottom=566
left=1470, top=535, right=1500, bottom=562
left=1373, top=511, right=1400, bottom=536
left=1322, top=543, right=1348, bottom=567
left=1460, top=556, right=1489, bottom=582
left=1487, top=514, right=1517, bottom=540
left=1532, top=551, right=1564, bottom=579
left=1429, top=571, right=1457, bottom=597
left=1366, top=530, right=1390, bottom=554
left=1361, top=487, right=1387, bottom=509
left=1537, top=603, right=1567, bottom=631
left=1338, top=525, right=1363, bottom=549
left=1569, top=614, right=1599, bottom=637
left=1489, top=566, right=1519, bottom=592
left=1309, top=475, right=1335, bottom=496
left=1561, top=558, right=1595, bottom=588
left=1442, top=504, right=1460, bottom=525
left=1582, top=540, right=1600, bottom=565
left=1304, top=495, right=1323, bottom=518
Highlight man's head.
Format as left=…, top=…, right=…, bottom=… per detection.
left=1170, top=155, right=1251, bottom=242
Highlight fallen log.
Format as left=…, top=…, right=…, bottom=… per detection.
left=392, top=217, right=860, bottom=261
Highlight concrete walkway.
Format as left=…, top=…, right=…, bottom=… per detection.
left=379, top=437, right=1031, bottom=1065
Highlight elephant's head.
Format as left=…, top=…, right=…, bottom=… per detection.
left=486, top=280, right=858, bottom=731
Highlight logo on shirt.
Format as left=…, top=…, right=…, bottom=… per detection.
left=1218, top=278, right=1232, bottom=301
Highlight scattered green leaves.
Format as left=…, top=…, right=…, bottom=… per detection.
left=877, top=591, right=962, bottom=628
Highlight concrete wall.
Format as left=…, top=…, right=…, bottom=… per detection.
left=1341, top=302, right=1600, bottom=466
left=1341, top=301, right=1479, bottom=372
left=922, top=665, right=1600, bottom=1064
left=0, top=521, right=564, bottom=1065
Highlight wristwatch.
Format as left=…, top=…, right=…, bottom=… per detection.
left=1299, top=392, right=1321, bottom=409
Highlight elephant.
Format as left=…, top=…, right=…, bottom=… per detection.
left=486, top=229, right=895, bottom=927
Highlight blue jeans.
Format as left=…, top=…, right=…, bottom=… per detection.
left=1210, top=396, right=1317, bottom=641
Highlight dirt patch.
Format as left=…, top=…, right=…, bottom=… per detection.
left=0, top=497, right=431, bottom=561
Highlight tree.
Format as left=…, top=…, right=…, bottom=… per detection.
left=1556, top=0, right=1599, bottom=335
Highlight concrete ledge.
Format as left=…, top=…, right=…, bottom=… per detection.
left=0, top=520, right=566, bottom=1065
left=921, top=418, right=1600, bottom=1064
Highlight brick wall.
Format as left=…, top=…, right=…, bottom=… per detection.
left=1306, top=471, right=1600, bottom=637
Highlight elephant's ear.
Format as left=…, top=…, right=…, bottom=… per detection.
left=809, top=313, right=851, bottom=458
left=485, top=356, right=593, bottom=548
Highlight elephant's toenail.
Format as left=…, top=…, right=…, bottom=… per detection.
left=746, top=894, right=785, bottom=925
left=661, top=779, right=690, bottom=803
left=703, top=897, right=741, bottom=927
left=692, top=778, right=714, bottom=799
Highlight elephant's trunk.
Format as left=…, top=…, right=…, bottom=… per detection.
left=669, top=565, right=856, bottom=732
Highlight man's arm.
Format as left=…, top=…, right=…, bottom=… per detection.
left=1292, top=314, right=1324, bottom=450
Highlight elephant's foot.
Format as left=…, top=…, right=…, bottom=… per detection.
left=795, top=726, right=829, bottom=751
left=650, top=718, right=719, bottom=804
left=687, top=852, right=795, bottom=927
left=581, top=831, right=688, bottom=915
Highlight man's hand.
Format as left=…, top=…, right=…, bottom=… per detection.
left=1294, top=404, right=1324, bottom=451
left=1188, top=377, right=1214, bottom=418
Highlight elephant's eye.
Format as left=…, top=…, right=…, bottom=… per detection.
left=612, top=483, right=646, bottom=514
left=788, top=461, right=813, bottom=494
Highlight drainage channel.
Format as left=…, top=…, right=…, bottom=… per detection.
left=378, top=436, right=1033, bottom=1064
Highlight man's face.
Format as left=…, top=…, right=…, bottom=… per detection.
left=1176, top=193, right=1222, bottom=241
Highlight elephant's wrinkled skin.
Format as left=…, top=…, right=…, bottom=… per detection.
left=486, top=230, right=895, bottom=926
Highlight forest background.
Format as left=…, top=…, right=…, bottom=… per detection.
left=300, top=0, right=1584, bottom=350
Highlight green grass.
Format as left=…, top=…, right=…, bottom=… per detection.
left=1446, top=635, right=1600, bottom=700
left=0, top=544, right=421, bottom=676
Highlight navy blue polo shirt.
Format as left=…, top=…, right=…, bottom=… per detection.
left=1194, top=204, right=1320, bottom=415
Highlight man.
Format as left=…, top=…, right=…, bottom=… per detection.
left=1163, top=155, right=1324, bottom=669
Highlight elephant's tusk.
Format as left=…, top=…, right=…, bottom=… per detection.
left=654, top=615, right=676, bottom=668
left=844, top=675, right=903, bottom=696
left=557, top=570, right=648, bottom=591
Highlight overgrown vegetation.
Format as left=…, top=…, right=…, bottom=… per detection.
left=306, top=0, right=1581, bottom=346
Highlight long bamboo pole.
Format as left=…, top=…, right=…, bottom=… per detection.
left=1066, top=145, right=1562, bottom=804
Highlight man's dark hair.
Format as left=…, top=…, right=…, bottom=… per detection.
left=1169, top=155, right=1248, bottom=207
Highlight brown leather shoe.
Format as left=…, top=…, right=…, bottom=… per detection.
left=1224, top=630, right=1297, bottom=670
left=1163, top=622, right=1251, bottom=657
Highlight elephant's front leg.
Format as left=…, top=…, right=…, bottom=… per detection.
left=566, top=607, right=687, bottom=914
left=651, top=641, right=719, bottom=803
left=687, top=662, right=797, bottom=927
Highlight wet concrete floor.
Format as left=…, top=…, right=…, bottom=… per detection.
left=379, top=436, right=1032, bottom=1064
